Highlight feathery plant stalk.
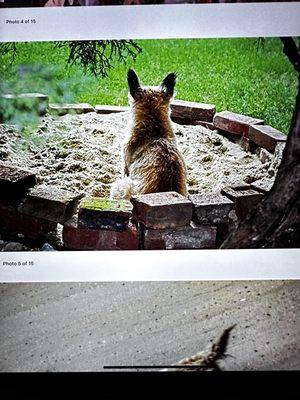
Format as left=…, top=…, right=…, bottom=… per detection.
left=54, top=40, right=142, bottom=77
left=0, top=40, right=143, bottom=78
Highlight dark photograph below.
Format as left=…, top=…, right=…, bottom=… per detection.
left=0, top=280, right=299, bottom=371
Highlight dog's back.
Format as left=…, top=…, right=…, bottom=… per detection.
left=111, top=69, right=187, bottom=199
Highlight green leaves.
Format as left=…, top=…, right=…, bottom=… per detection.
left=55, top=40, right=142, bottom=78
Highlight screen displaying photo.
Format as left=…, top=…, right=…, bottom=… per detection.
left=0, top=37, right=299, bottom=252
left=0, top=3, right=299, bottom=396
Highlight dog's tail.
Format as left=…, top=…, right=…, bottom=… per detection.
left=110, top=176, right=137, bottom=200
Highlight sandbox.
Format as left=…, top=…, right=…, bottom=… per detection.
left=0, top=111, right=280, bottom=196
left=0, top=98, right=286, bottom=251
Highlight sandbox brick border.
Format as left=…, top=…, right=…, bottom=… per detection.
left=131, top=192, right=193, bottom=229
left=170, top=100, right=216, bottom=123
left=0, top=202, right=57, bottom=239
left=2, top=92, right=287, bottom=155
left=221, top=186, right=264, bottom=220
left=141, top=223, right=217, bottom=250
left=95, top=105, right=129, bottom=114
left=17, top=185, right=83, bottom=224
left=0, top=163, right=37, bottom=199
left=248, top=125, right=287, bottom=153
left=0, top=181, right=268, bottom=249
left=189, top=193, right=235, bottom=225
left=1, top=95, right=283, bottom=250
left=213, top=110, right=264, bottom=137
left=63, top=218, right=139, bottom=250
left=78, top=197, right=133, bottom=232
left=49, top=103, right=95, bottom=115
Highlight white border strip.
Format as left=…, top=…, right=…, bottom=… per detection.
left=1, top=4, right=300, bottom=42
left=0, top=249, right=299, bottom=282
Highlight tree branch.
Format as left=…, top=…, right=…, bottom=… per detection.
left=280, top=37, right=300, bottom=73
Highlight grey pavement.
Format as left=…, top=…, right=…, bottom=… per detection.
left=0, top=280, right=299, bottom=371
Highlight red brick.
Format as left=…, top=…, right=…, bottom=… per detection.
left=62, top=217, right=138, bottom=250
left=18, top=185, right=82, bottom=223
left=116, top=222, right=139, bottom=250
left=0, top=163, right=36, bottom=199
left=171, top=100, right=216, bottom=122
left=189, top=193, right=235, bottom=225
left=49, top=103, right=94, bottom=115
left=78, top=197, right=132, bottom=231
left=213, top=111, right=263, bottom=137
left=221, top=186, right=264, bottom=220
left=248, top=125, right=286, bottom=153
left=95, top=105, right=129, bottom=114
left=131, top=192, right=192, bottom=229
left=142, top=223, right=216, bottom=250
left=171, top=117, right=216, bottom=130
left=0, top=202, right=57, bottom=239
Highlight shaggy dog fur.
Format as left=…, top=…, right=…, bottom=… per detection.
left=110, top=69, right=187, bottom=199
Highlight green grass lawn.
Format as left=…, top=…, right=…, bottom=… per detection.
left=1, top=38, right=298, bottom=133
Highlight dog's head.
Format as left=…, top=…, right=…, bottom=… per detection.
left=127, top=69, right=176, bottom=110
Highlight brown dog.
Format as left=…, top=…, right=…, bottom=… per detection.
left=110, top=69, right=187, bottom=199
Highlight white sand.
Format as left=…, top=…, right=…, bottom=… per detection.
left=0, top=111, right=278, bottom=197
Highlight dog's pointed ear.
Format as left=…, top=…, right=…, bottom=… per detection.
left=161, top=72, right=176, bottom=97
left=127, top=69, right=140, bottom=99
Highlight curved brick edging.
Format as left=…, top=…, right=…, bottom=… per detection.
left=0, top=164, right=266, bottom=250
left=0, top=92, right=287, bottom=155
left=0, top=93, right=286, bottom=250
